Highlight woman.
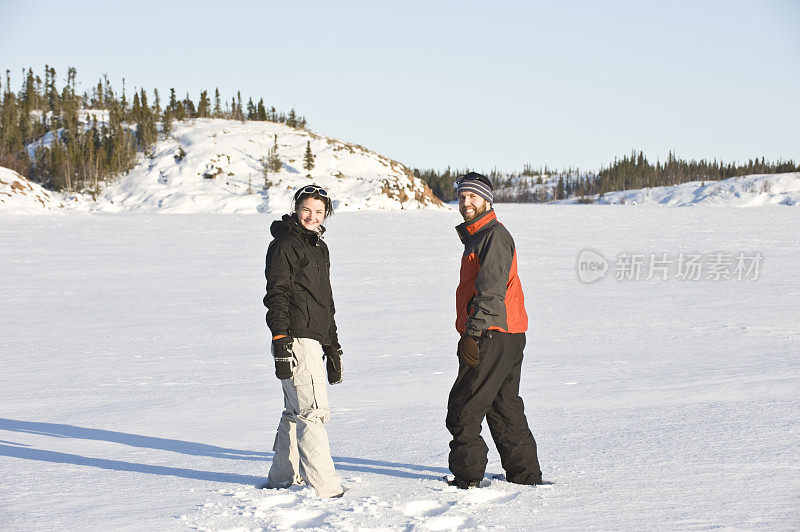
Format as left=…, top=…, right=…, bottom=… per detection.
left=262, top=184, right=344, bottom=498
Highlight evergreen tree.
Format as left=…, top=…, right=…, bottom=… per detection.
left=268, top=134, right=281, bottom=172
left=131, top=92, right=141, bottom=121
left=303, top=140, right=314, bottom=176
left=45, top=66, right=59, bottom=113
left=17, top=105, right=31, bottom=148
left=21, top=68, right=36, bottom=111
left=197, top=90, right=210, bottom=118
left=141, top=89, right=149, bottom=115
left=102, top=74, right=113, bottom=108
left=412, top=167, right=458, bottom=202
left=162, top=108, right=173, bottom=136
left=0, top=82, right=29, bottom=174
left=257, top=98, right=267, bottom=121
left=174, top=98, right=186, bottom=121
left=213, top=88, right=221, bottom=117
left=153, top=88, right=161, bottom=115
left=168, top=88, right=178, bottom=113
left=246, top=98, right=255, bottom=120
left=136, top=89, right=158, bottom=151
left=261, top=134, right=282, bottom=189
left=120, top=78, right=127, bottom=113
left=182, top=93, right=196, bottom=117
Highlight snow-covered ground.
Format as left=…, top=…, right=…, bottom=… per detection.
left=578, top=172, right=800, bottom=206
left=1, top=206, right=798, bottom=530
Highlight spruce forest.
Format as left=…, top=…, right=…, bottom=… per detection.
left=0, top=66, right=307, bottom=193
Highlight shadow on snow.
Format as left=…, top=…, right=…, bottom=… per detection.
left=0, top=418, right=448, bottom=484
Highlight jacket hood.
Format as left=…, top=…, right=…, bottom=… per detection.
left=270, top=213, right=326, bottom=243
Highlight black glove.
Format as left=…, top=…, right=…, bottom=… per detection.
left=457, top=335, right=482, bottom=368
left=323, top=345, right=343, bottom=384
left=272, top=336, right=294, bottom=380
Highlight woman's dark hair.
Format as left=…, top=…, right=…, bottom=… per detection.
left=293, top=184, right=334, bottom=218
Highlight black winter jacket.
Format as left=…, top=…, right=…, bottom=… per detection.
left=263, top=214, right=340, bottom=349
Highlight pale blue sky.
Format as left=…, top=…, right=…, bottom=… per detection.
left=2, top=0, right=798, bottom=172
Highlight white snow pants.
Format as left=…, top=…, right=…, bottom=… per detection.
left=267, top=337, right=343, bottom=497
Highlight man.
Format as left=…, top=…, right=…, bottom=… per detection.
left=446, top=172, right=543, bottom=489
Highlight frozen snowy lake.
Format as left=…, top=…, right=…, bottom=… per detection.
left=1, top=205, right=798, bottom=530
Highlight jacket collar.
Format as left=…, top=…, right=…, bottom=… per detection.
left=456, top=209, right=497, bottom=243
left=275, top=213, right=325, bottom=245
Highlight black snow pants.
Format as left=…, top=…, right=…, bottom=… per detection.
left=446, top=331, right=542, bottom=484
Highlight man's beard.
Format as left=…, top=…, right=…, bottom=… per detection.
left=460, top=202, right=489, bottom=222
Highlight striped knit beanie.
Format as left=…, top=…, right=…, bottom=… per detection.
left=456, top=172, right=493, bottom=204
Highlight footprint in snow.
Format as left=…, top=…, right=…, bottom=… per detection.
left=254, top=492, right=298, bottom=509
left=463, top=489, right=518, bottom=505
left=277, top=507, right=330, bottom=528
left=403, top=499, right=452, bottom=517
left=422, top=514, right=476, bottom=531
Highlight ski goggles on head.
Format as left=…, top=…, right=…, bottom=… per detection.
left=294, top=185, right=329, bottom=200
left=455, top=173, right=493, bottom=190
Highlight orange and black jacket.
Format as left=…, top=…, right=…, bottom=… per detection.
left=455, top=209, right=528, bottom=337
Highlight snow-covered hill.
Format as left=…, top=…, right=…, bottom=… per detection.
left=0, top=167, right=62, bottom=214
left=82, top=119, right=441, bottom=213
left=4, top=118, right=443, bottom=214
left=572, top=172, right=800, bottom=207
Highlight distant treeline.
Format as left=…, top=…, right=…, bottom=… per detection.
left=595, top=151, right=799, bottom=195
left=415, top=153, right=799, bottom=203
left=0, top=66, right=307, bottom=192
left=412, top=167, right=471, bottom=203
